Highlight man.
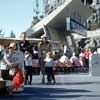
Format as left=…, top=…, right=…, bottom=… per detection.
left=19, top=32, right=30, bottom=85
left=38, top=34, right=51, bottom=83
left=19, top=32, right=30, bottom=53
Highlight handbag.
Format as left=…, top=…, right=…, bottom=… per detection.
left=9, top=67, right=17, bottom=76
left=1, top=69, right=12, bottom=80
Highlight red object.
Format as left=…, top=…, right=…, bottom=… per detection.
left=84, top=51, right=90, bottom=58
left=12, top=68, right=24, bottom=92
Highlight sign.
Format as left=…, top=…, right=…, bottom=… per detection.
left=66, top=17, right=87, bottom=36
left=89, top=54, right=100, bottom=76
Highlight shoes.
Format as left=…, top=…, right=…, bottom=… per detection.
left=41, top=79, right=45, bottom=84
left=24, top=81, right=27, bottom=85
left=24, top=80, right=32, bottom=85
left=53, top=81, right=56, bottom=84
left=28, top=81, right=32, bottom=85
left=8, top=94, right=14, bottom=97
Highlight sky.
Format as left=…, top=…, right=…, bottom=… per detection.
left=0, top=0, right=43, bottom=37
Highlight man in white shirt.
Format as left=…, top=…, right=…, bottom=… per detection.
left=59, top=54, right=69, bottom=63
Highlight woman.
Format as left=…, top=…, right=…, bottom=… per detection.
left=3, top=43, right=24, bottom=95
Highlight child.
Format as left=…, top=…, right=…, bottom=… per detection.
left=24, top=51, right=33, bottom=85
left=13, top=67, right=24, bottom=92
left=44, top=52, right=56, bottom=84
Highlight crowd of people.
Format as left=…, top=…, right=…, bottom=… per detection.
left=0, top=32, right=55, bottom=96
left=1, top=31, right=98, bottom=96
left=54, top=48, right=90, bottom=73
left=1, top=42, right=24, bottom=96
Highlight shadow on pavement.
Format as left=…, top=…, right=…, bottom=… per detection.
left=31, top=81, right=100, bottom=85
left=0, top=86, right=94, bottom=100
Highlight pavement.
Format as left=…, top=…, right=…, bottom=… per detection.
left=0, top=74, right=100, bottom=100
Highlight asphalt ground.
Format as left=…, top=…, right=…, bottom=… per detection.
left=0, top=74, right=100, bottom=100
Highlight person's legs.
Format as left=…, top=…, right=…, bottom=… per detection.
left=28, top=74, right=32, bottom=85
left=51, top=68, right=56, bottom=83
left=7, top=85, right=15, bottom=95
left=47, top=74, right=51, bottom=83
left=25, top=74, right=28, bottom=85
left=27, top=66, right=33, bottom=85
left=46, top=67, right=53, bottom=83
left=40, top=61, right=45, bottom=83
left=45, top=67, right=50, bottom=83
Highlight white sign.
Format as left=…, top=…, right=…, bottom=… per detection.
left=89, top=54, right=100, bottom=76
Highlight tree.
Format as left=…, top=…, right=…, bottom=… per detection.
left=31, top=0, right=44, bottom=28
left=88, top=20, right=100, bottom=30
left=0, top=29, right=5, bottom=37
left=31, top=16, right=41, bottom=28
left=10, top=30, right=16, bottom=38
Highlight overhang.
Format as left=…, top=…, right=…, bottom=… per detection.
left=27, top=0, right=93, bottom=37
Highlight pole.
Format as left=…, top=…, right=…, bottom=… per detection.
left=84, top=0, right=87, bottom=5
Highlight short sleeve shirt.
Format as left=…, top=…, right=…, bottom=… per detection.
left=19, top=40, right=30, bottom=53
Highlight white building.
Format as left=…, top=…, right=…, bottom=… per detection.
left=44, top=0, right=66, bottom=15
left=26, top=0, right=93, bottom=53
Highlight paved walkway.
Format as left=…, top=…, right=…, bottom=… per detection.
left=0, top=74, right=100, bottom=100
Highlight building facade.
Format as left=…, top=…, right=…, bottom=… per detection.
left=26, top=0, right=93, bottom=54
left=44, top=0, right=66, bottom=16
left=87, top=0, right=100, bottom=29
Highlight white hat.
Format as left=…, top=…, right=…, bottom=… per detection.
left=41, top=34, right=48, bottom=39
left=9, top=43, right=16, bottom=48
